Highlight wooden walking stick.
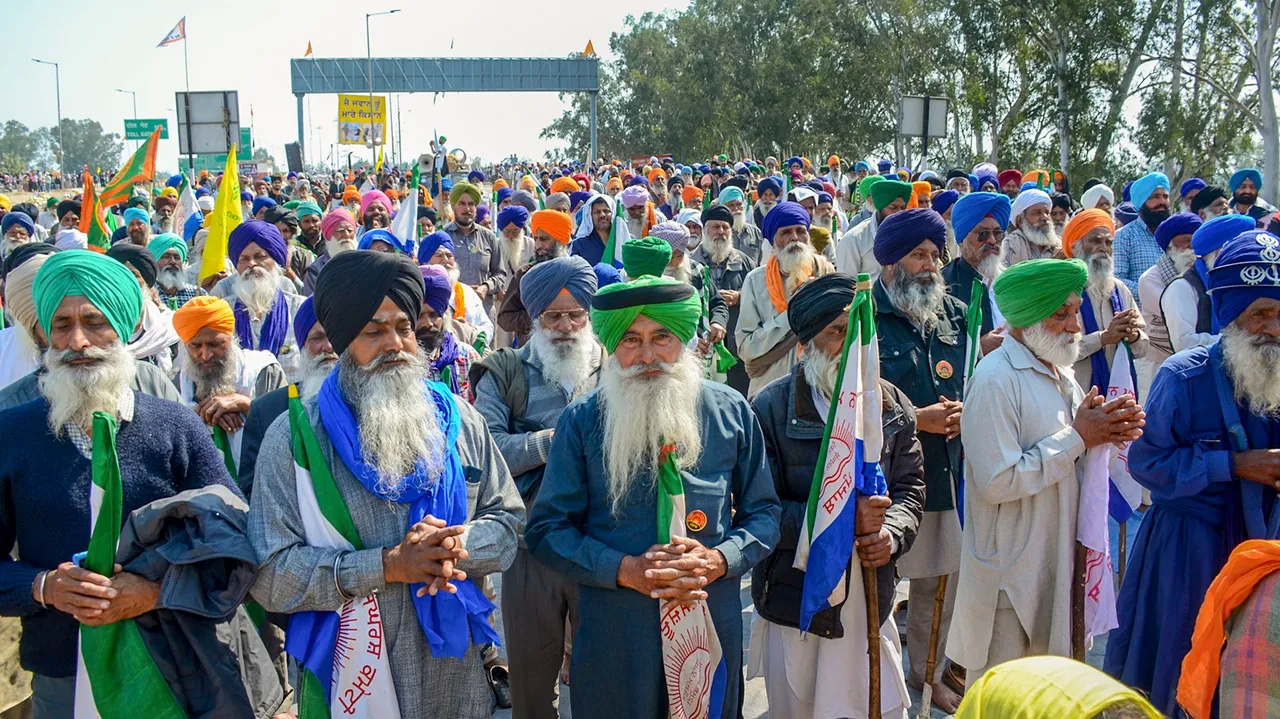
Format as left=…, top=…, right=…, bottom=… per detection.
left=1071, top=541, right=1087, bottom=661
left=864, top=566, right=882, bottom=719
left=915, top=575, right=950, bottom=719
left=1118, top=521, right=1128, bottom=586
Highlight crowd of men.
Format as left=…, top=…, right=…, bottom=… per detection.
left=0, top=150, right=1277, bottom=719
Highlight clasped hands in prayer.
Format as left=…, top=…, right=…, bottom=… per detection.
left=618, top=536, right=727, bottom=607
left=1072, top=386, right=1146, bottom=450
left=383, top=515, right=469, bottom=597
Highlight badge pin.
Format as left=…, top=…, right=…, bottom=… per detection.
left=936, top=360, right=954, bottom=380
left=686, top=510, right=708, bottom=532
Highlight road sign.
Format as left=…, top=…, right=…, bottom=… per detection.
left=175, top=91, right=240, bottom=155
left=240, top=127, right=252, bottom=155
left=124, top=118, right=169, bottom=140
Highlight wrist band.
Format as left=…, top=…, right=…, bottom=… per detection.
left=37, top=571, right=50, bottom=608
left=333, top=553, right=353, bottom=602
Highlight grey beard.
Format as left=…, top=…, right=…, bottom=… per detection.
left=502, top=234, right=528, bottom=266
left=732, top=212, right=746, bottom=233
left=535, top=243, right=568, bottom=263
left=1020, top=321, right=1081, bottom=369
left=777, top=241, right=815, bottom=289
left=297, top=350, right=339, bottom=400
left=1168, top=247, right=1196, bottom=275
left=1221, top=323, right=1280, bottom=416
left=157, top=266, right=186, bottom=292
left=338, top=346, right=445, bottom=495
left=158, top=216, right=174, bottom=233
left=974, top=252, right=1004, bottom=282
left=626, top=215, right=646, bottom=237
left=234, top=265, right=282, bottom=317
left=327, top=238, right=357, bottom=257
left=885, top=268, right=946, bottom=330
left=707, top=235, right=733, bottom=264
left=40, top=341, right=137, bottom=436
left=1082, top=252, right=1115, bottom=298
left=664, top=256, right=693, bottom=284
left=183, top=342, right=243, bottom=402
left=529, top=321, right=598, bottom=399
left=1022, top=221, right=1060, bottom=250
left=758, top=201, right=777, bottom=216
left=801, top=343, right=841, bottom=399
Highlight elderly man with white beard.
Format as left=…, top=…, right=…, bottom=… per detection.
left=493, top=206, right=534, bottom=349
left=171, top=296, right=287, bottom=476
left=737, top=201, right=835, bottom=398
left=1057, top=210, right=1150, bottom=394
left=949, top=258, right=1146, bottom=685
left=472, top=257, right=602, bottom=719
left=1136, top=213, right=1202, bottom=371
left=210, top=221, right=304, bottom=381
left=147, top=233, right=203, bottom=310
left=716, top=186, right=765, bottom=264
left=1160, top=214, right=1258, bottom=357
left=942, top=191, right=1012, bottom=355
left=620, top=184, right=656, bottom=239
left=1001, top=189, right=1061, bottom=267
left=0, top=251, right=246, bottom=715
left=752, top=176, right=784, bottom=229
left=693, top=203, right=756, bottom=395
left=248, top=250, right=524, bottom=719
left=303, top=209, right=359, bottom=296
left=525, top=274, right=780, bottom=719
left=1189, top=184, right=1230, bottom=221
left=1104, top=230, right=1280, bottom=716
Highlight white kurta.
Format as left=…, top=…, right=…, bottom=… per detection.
left=0, top=326, right=40, bottom=392
left=179, top=348, right=281, bottom=472
left=1160, top=276, right=1217, bottom=354
left=836, top=215, right=880, bottom=280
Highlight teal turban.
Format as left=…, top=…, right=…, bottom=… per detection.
left=33, top=250, right=143, bottom=343
left=992, top=258, right=1088, bottom=328
left=147, top=233, right=188, bottom=263
left=718, top=187, right=745, bottom=205
left=590, top=275, right=701, bottom=353
left=295, top=201, right=323, bottom=219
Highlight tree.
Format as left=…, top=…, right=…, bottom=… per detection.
left=41, top=119, right=122, bottom=175
left=252, top=147, right=276, bottom=164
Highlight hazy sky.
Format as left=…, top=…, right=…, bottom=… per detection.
left=3, top=0, right=685, bottom=173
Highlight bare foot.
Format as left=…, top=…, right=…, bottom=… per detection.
left=559, top=653, right=572, bottom=686
left=928, top=680, right=962, bottom=713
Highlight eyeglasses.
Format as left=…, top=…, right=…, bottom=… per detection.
left=975, top=230, right=1005, bottom=244
left=539, top=309, right=590, bottom=326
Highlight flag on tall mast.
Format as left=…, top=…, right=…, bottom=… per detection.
left=157, top=17, right=185, bottom=47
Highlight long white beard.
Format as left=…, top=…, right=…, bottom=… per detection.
left=777, top=241, right=815, bottom=292
left=1082, top=251, right=1115, bottom=298
left=40, top=341, right=137, bottom=436
left=338, top=347, right=445, bottom=495
left=1, top=238, right=21, bottom=257
left=801, top=343, right=841, bottom=399
left=758, top=201, right=777, bottom=217
left=528, top=320, right=597, bottom=399
left=1168, top=247, right=1196, bottom=275
left=502, top=234, right=527, bottom=267
left=328, top=237, right=357, bottom=257
left=598, top=352, right=704, bottom=516
left=1221, top=322, right=1280, bottom=416
left=664, top=255, right=693, bottom=284
left=707, top=234, right=733, bottom=265
left=446, top=265, right=461, bottom=285
left=885, top=268, right=946, bottom=330
left=297, top=350, right=339, bottom=400
left=157, top=266, right=186, bottom=292
left=626, top=214, right=646, bottom=238
left=1023, top=221, right=1060, bottom=250
left=732, top=211, right=746, bottom=233
left=975, top=252, right=1004, bottom=282
left=183, top=342, right=243, bottom=402
left=234, top=265, right=282, bottom=318
left=1020, top=321, right=1081, bottom=369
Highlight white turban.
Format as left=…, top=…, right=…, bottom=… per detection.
left=1081, top=184, right=1115, bottom=211
left=3, top=252, right=53, bottom=332
left=1011, top=189, right=1052, bottom=223
left=54, top=229, right=88, bottom=251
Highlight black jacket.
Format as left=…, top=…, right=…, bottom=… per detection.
left=237, top=386, right=290, bottom=499
left=874, top=279, right=968, bottom=512
left=750, top=364, right=926, bottom=638
left=942, top=255, right=993, bottom=335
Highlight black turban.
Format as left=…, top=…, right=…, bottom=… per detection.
left=264, top=206, right=300, bottom=231
left=1190, top=185, right=1228, bottom=214
left=105, top=243, right=159, bottom=288
left=722, top=176, right=749, bottom=191
left=1081, top=177, right=1104, bottom=193
left=1050, top=192, right=1073, bottom=212
left=788, top=272, right=857, bottom=344
left=57, top=200, right=80, bottom=221
left=314, top=250, right=424, bottom=356
left=701, top=204, right=733, bottom=226
left=418, top=206, right=436, bottom=224
left=3, top=242, right=58, bottom=278
left=11, top=203, right=39, bottom=223
left=946, top=168, right=968, bottom=181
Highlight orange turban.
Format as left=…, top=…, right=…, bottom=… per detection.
left=648, top=168, right=667, bottom=185
left=907, top=180, right=932, bottom=208
left=530, top=209, right=573, bottom=244
left=550, top=177, right=580, bottom=195
left=493, top=178, right=508, bottom=191
left=385, top=189, right=399, bottom=201
left=342, top=187, right=360, bottom=204
left=173, top=296, right=235, bottom=344
left=1023, top=169, right=1052, bottom=188
left=519, top=175, right=538, bottom=192
left=682, top=186, right=704, bottom=206
left=607, top=177, right=622, bottom=192
left=1061, top=208, right=1114, bottom=258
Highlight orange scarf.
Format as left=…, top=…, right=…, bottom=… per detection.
left=765, top=254, right=813, bottom=314
left=1178, top=539, right=1280, bottom=719
left=453, top=282, right=467, bottom=321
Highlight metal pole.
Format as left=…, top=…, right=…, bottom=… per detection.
left=921, top=98, right=931, bottom=174
left=183, top=36, right=193, bottom=174
left=32, top=60, right=65, bottom=184
left=589, top=91, right=598, bottom=168
left=366, top=14, right=374, bottom=167
left=116, top=89, right=138, bottom=154
left=296, top=94, right=306, bottom=169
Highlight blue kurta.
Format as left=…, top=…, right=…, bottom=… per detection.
left=1104, top=343, right=1280, bottom=715
left=525, top=381, right=781, bottom=719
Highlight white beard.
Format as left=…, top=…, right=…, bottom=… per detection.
left=502, top=234, right=527, bottom=267
left=885, top=268, right=946, bottom=330
left=1168, top=247, right=1196, bottom=275
left=297, top=349, right=339, bottom=400
left=626, top=214, right=646, bottom=238
left=234, top=265, right=282, bottom=318
left=758, top=201, right=777, bottom=217
left=40, top=341, right=137, bottom=437
left=664, top=255, right=693, bottom=284
left=1019, top=320, right=1081, bottom=369
left=1022, top=221, right=1060, bottom=250
left=597, top=352, right=704, bottom=516
left=158, top=216, right=174, bottom=234
left=815, top=211, right=834, bottom=229
left=777, top=241, right=815, bottom=292
left=732, top=211, right=746, bottom=233
left=1, top=238, right=21, bottom=257
left=1221, top=322, right=1280, bottom=416
left=707, top=234, right=734, bottom=265
left=338, top=347, right=445, bottom=495
left=528, top=320, right=597, bottom=399
left=801, top=343, right=841, bottom=399
left=182, top=341, right=243, bottom=402
left=157, top=266, right=186, bottom=292
left=446, top=265, right=461, bottom=285
left=328, top=237, right=357, bottom=257
left=973, top=251, right=1004, bottom=282
left=1082, top=251, right=1116, bottom=298
left=1201, top=206, right=1227, bottom=221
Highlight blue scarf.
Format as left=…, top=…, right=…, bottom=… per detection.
left=234, top=289, right=289, bottom=356
left=430, top=331, right=463, bottom=395
left=1080, top=285, right=1141, bottom=523
left=317, top=371, right=500, bottom=658
left=1209, top=343, right=1280, bottom=540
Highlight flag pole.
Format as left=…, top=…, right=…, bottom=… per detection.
left=1072, top=541, right=1087, bottom=661
left=916, top=575, right=949, bottom=719
left=865, top=565, right=881, bottom=719
left=1118, top=522, right=1128, bottom=586
left=182, top=27, right=192, bottom=175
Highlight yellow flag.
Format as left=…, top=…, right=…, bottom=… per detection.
left=375, top=144, right=384, bottom=173
left=583, top=40, right=595, bottom=56
left=200, top=146, right=242, bottom=281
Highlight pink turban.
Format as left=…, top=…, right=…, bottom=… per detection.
left=620, top=185, right=650, bottom=209
left=321, top=208, right=356, bottom=240
left=359, top=190, right=392, bottom=218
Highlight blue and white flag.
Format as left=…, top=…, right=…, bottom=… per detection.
left=157, top=17, right=185, bottom=47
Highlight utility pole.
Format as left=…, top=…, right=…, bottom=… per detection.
left=365, top=9, right=400, bottom=167
left=33, top=59, right=65, bottom=184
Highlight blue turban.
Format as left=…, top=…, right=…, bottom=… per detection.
left=1191, top=214, right=1257, bottom=299
left=497, top=205, right=529, bottom=232
left=1208, top=230, right=1280, bottom=328
left=593, top=262, right=622, bottom=288
left=240, top=191, right=253, bottom=204
left=251, top=196, right=277, bottom=216
left=1114, top=202, right=1139, bottom=227
left=569, top=191, right=592, bottom=212
left=786, top=156, right=804, bottom=169
left=416, top=230, right=454, bottom=264
left=719, top=187, right=745, bottom=205
left=874, top=209, right=948, bottom=265
left=976, top=173, right=999, bottom=192
left=1154, top=212, right=1203, bottom=251
left=1180, top=177, right=1207, bottom=199
left=2, top=211, right=35, bottom=238
left=877, top=159, right=893, bottom=173
left=468, top=170, right=485, bottom=183
left=123, top=207, right=150, bottom=228
left=931, top=189, right=960, bottom=216
left=1131, top=172, right=1170, bottom=209
left=1123, top=180, right=1134, bottom=202
left=419, top=265, right=453, bottom=316
left=854, top=161, right=870, bottom=173
left=165, top=174, right=184, bottom=189
left=761, top=201, right=811, bottom=244
left=522, top=255, right=598, bottom=319
left=1230, top=168, right=1263, bottom=193
left=357, top=228, right=410, bottom=254
left=227, top=220, right=287, bottom=266
left=441, top=178, right=453, bottom=192
left=818, top=192, right=834, bottom=205
left=757, top=176, right=783, bottom=199
left=950, top=192, right=1012, bottom=242
left=496, top=187, right=514, bottom=205
left=293, top=296, right=318, bottom=348
left=195, top=187, right=211, bottom=198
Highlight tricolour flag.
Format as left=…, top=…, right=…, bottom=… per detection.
left=284, top=386, right=401, bottom=719
left=389, top=165, right=421, bottom=258
left=172, top=175, right=204, bottom=243
left=99, top=125, right=162, bottom=208
left=656, top=444, right=726, bottom=719
left=793, top=273, right=888, bottom=630
left=956, top=278, right=986, bottom=527
left=1106, top=343, right=1143, bottom=520
left=157, top=17, right=185, bottom=47
left=199, top=146, right=241, bottom=282
left=595, top=196, right=631, bottom=269
left=75, top=413, right=185, bottom=718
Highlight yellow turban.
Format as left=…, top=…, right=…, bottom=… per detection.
left=172, top=295, right=236, bottom=344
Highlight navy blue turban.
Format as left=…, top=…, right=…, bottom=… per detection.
left=1154, top=212, right=1202, bottom=252
left=950, top=191, right=1012, bottom=242
left=228, top=220, right=288, bottom=266
left=1114, top=202, right=1139, bottom=227
left=2, top=211, right=35, bottom=238
left=877, top=159, right=893, bottom=173
left=496, top=187, right=514, bottom=205
left=789, top=273, right=856, bottom=344
left=416, top=230, right=454, bottom=264
left=757, top=177, right=783, bottom=199
left=497, top=205, right=529, bottom=231
left=293, top=296, right=318, bottom=348
left=1209, top=230, right=1280, bottom=328
left=931, top=189, right=960, bottom=216
left=569, top=191, right=592, bottom=212
left=762, top=201, right=811, bottom=244
left=818, top=192, right=834, bottom=205
left=521, top=255, right=598, bottom=319
left=419, top=265, right=453, bottom=316
left=874, top=209, right=948, bottom=265
left=593, top=262, right=622, bottom=289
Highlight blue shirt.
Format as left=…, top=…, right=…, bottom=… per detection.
left=1113, top=219, right=1162, bottom=304
left=569, top=233, right=606, bottom=266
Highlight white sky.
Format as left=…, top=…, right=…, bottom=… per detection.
left=3, top=0, right=686, bottom=173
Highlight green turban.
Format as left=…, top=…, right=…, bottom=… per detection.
left=295, top=201, right=323, bottom=219
left=282, top=200, right=302, bottom=211
left=449, top=181, right=483, bottom=207
left=993, top=258, right=1088, bottom=328
left=870, top=180, right=913, bottom=211
left=858, top=175, right=885, bottom=202
left=33, top=250, right=143, bottom=343
left=147, top=233, right=188, bottom=264
left=621, top=237, right=672, bottom=279
left=591, top=275, right=702, bottom=353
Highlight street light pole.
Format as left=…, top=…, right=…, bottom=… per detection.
left=365, top=9, right=400, bottom=169
left=33, top=59, right=65, bottom=186
left=116, top=88, right=138, bottom=154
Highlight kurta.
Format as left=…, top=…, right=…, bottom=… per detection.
left=493, top=235, right=534, bottom=349
left=0, top=327, right=39, bottom=393
left=1103, top=344, right=1280, bottom=716
left=247, top=395, right=525, bottom=719
left=524, top=381, right=781, bottom=719
left=948, top=334, right=1086, bottom=672
left=735, top=257, right=832, bottom=398
left=836, top=214, right=879, bottom=279
left=1072, top=279, right=1149, bottom=393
